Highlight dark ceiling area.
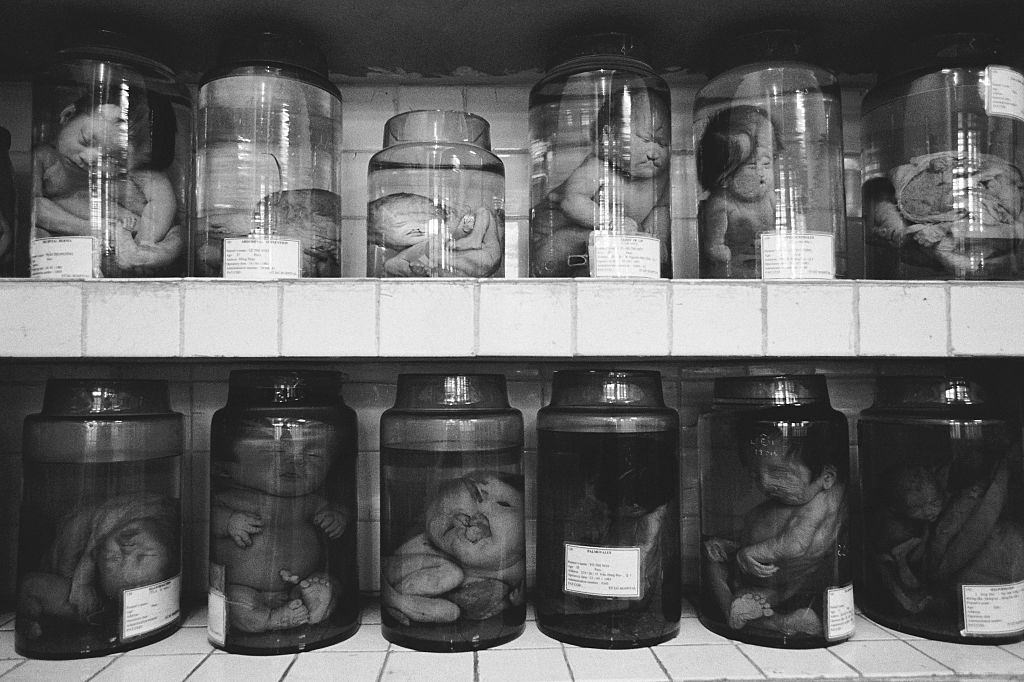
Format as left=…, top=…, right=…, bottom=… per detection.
left=2, top=0, right=1022, bottom=82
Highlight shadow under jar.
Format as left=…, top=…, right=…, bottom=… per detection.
left=535, top=369, right=681, bottom=648
left=856, top=376, right=1024, bottom=644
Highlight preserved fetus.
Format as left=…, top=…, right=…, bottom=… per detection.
left=18, top=492, right=179, bottom=639
left=212, top=427, right=349, bottom=633
left=703, top=431, right=846, bottom=636
left=33, top=92, right=183, bottom=275
left=696, top=105, right=778, bottom=278
left=531, top=89, right=671, bottom=277
left=383, top=471, right=525, bottom=624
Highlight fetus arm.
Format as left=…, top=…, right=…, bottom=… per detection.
left=130, top=170, right=177, bottom=245
left=552, top=156, right=603, bottom=228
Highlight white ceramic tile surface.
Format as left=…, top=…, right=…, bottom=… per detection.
left=378, top=279, right=476, bottom=356
left=84, top=282, right=182, bottom=357
left=563, top=646, right=669, bottom=681
left=380, top=649, right=474, bottom=682
left=477, top=647, right=573, bottom=681
left=949, top=283, right=1024, bottom=356
left=671, top=281, right=763, bottom=356
left=0, top=282, right=83, bottom=356
left=828, top=639, right=953, bottom=677
left=285, top=651, right=388, bottom=680
left=478, top=280, right=573, bottom=356
left=654, top=642, right=765, bottom=680
left=575, top=280, right=672, bottom=356
left=737, top=644, right=858, bottom=678
left=181, top=281, right=280, bottom=357
left=766, top=282, right=857, bottom=356
left=857, top=283, right=947, bottom=356
left=280, top=279, right=378, bottom=356
left=90, top=654, right=207, bottom=682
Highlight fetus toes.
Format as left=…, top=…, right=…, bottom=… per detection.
left=299, top=573, right=337, bottom=624
left=267, top=599, right=310, bottom=630
left=728, top=592, right=773, bottom=630
left=279, top=569, right=301, bottom=584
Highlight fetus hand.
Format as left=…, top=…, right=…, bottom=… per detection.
left=737, top=546, right=779, bottom=578
left=314, top=506, right=349, bottom=540
left=704, top=537, right=739, bottom=563
left=227, top=511, right=262, bottom=547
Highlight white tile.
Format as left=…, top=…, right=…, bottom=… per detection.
left=0, top=282, right=83, bottom=356
left=663, top=617, right=732, bottom=646
left=765, top=282, right=856, bottom=356
left=378, top=280, right=475, bottom=356
left=576, top=280, right=672, bottom=356
left=341, top=218, right=369, bottom=278
left=285, top=650, right=387, bottom=680
left=654, top=643, right=764, bottom=680
left=381, top=649, right=474, bottom=682
left=737, top=643, right=858, bottom=678
left=490, top=624, right=563, bottom=650
left=829, top=639, right=953, bottom=677
left=849, top=614, right=899, bottom=641
left=464, top=86, right=530, bottom=151
left=0, top=628, right=18, bottom=657
left=188, top=651, right=294, bottom=681
left=340, top=150, right=373, bottom=220
left=950, top=283, right=1024, bottom=355
left=858, top=283, right=947, bottom=356
left=281, top=280, right=377, bottom=356
left=504, top=218, right=530, bottom=278
left=0, top=660, right=22, bottom=675
left=909, top=639, right=1024, bottom=676
left=396, top=85, right=465, bottom=111
left=672, top=282, right=762, bottom=356
left=337, top=85, right=398, bottom=152
left=84, top=282, right=181, bottom=356
left=563, top=646, right=668, bottom=681
left=1, top=656, right=114, bottom=681
left=181, top=281, right=280, bottom=356
left=122, top=627, right=213, bottom=656
left=91, top=654, right=206, bottom=682
left=498, top=151, right=531, bottom=218
left=478, top=647, right=572, bottom=681
left=478, top=280, right=573, bottom=356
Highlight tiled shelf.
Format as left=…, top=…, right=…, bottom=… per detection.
left=3, top=600, right=1024, bottom=681
left=1, top=279, right=1022, bottom=359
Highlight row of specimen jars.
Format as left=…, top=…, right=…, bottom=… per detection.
left=13, top=369, right=1024, bottom=660
left=3, top=28, right=1022, bottom=281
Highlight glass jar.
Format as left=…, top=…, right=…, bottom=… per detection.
left=16, top=379, right=183, bottom=659
left=694, top=30, right=847, bottom=279
left=857, top=376, right=1024, bottom=643
left=529, top=33, right=672, bottom=278
left=696, top=375, right=853, bottom=648
left=194, top=32, right=343, bottom=279
left=0, top=125, right=15, bottom=276
left=379, top=374, right=525, bottom=651
left=367, top=110, right=505, bottom=277
left=861, top=33, right=1024, bottom=279
left=208, top=370, right=359, bottom=654
left=536, top=369, right=680, bottom=648
left=29, top=29, right=192, bottom=278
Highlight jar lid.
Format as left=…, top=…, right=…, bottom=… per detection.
left=708, top=28, right=816, bottom=76
left=544, top=31, right=655, bottom=74
left=54, top=27, right=175, bottom=75
left=227, top=369, right=344, bottom=405
left=39, top=379, right=172, bottom=414
left=393, top=374, right=510, bottom=409
left=212, top=31, right=331, bottom=81
left=877, top=32, right=1009, bottom=82
left=548, top=369, right=666, bottom=407
left=382, top=110, right=492, bottom=149
left=713, top=374, right=830, bottom=406
left=871, top=376, right=988, bottom=408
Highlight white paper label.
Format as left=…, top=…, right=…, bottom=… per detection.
left=960, top=579, right=1024, bottom=637
left=121, top=574, right=181, bottom=640
left=31, top=236, right=94, bottom=279
left=984, top=66, right=1024, bottom=122
left=564, top=543, right=642, bottom=598
left=760, top=232, right=835, bottom=279
left=223, top=237, right=301, bottom=279
left=825, top=583, right=855, bottom=641
left=588, top=232, right=661, bottom=278
left=207, top=589, right=227, bottom=645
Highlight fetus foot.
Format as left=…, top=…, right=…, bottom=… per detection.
left=299, top=573, right=337, bottom=624
left=729, top=592, right=773, bottom=629
left=266, top=599, right=310, bottom=630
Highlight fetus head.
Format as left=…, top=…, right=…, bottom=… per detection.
left=741, top=428, right=840, bottom=505
left=424, top=471, right=525, bottom=571
left=697, top=105, right=777, bottom=198
left=597, top=88, right=670, bottom=179
left=225, top=421, right=335, bottom=497
left=96, top=517, right=177, bottom=601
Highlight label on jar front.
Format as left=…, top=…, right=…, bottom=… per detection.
left=760, top=232, right=835, bottom=279
left=983, top=65, right=1024, bottom=122
left=121, top=573, right=181, bottom=640
left=960, top=579, right=1024, bottom=637
left=31, top=236, right=93, bottom=278
left=825, top=583, right=855, bottom=641
left=588, top=232, right=661, bottom=278
left=563, top=543, right=642, bottom=598
left=223, top=237, right=301, bottom=279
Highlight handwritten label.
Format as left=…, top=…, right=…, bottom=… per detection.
left=223, top=237, right=301, bottom=279
left=31, top=237, right=94, bottom=279
left=961, top=579, right=1024, bottom=637
left=984, top=66, right=1024, bottom=122
left=121, top=574, right=181, bottom=640
left=761, top=232, right=835, bottom=279
left=564, top=543, right=642, bottom=598
left=826, top=584, right=855, bottom=641
left=588, top=232, right=661, bottom=278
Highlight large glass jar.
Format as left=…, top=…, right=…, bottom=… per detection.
left=536, top=369, right=680, bottom=648
left=208, top=370, right=359, bottom=654
left=367, top=110, right=505, bottom=277
left=0, top=125, right=15, bottom=276
left=529, top=33, right=672, bottom=278
left=379, top=374, right=525, bottom=651
left=696, top=375, right=853, bottom=648
left=694, top=30, right=847, bottom=279
left=861, top=34, right=1024, bottom=279
left=16, top=380, right=183, bottom=659
left=194, top=32, right=343, bottom=279
left=857, top=376, right=1024, bottom=643
left=29, top=29, right=192, bottom=278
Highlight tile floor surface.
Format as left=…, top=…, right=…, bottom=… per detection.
left=1, top=599, right=1023, bottom=681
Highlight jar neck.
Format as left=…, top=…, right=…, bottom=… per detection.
left=713, top=375, right=830, bottom=407
left=872, top=376, right=987, bottom=409
left=548, top=370, right=666, bottom=407
left=393, top=374, right=510, bottom=409
left=41, top=379, right=171, bottom=415
left=226, top=370, right=343, bottom=405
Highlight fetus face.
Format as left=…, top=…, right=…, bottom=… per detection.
left=747, top=453, right=834, bottom=506
left=728, top=147, right=773, bottom=201
left=605, top=100, right=670, bottom=179
left=56, top=104, right=128, bottom=170
left=425, top=472, right=524, bottom=571
left=96, top=518, right=173, bottom=599
left=228, top=427, right=333, bottom=497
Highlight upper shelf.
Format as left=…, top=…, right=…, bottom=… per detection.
left=1, top=279, right=1022, bottom=360
left=3, top=0, right=1022, bottom=81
